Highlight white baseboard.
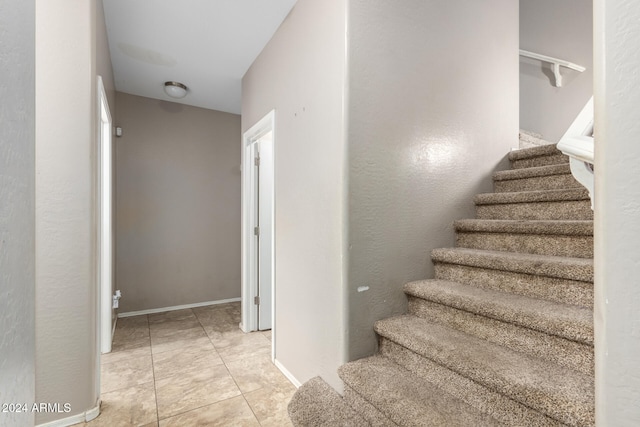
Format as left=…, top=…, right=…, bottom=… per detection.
left=118, top=297, right=241, bottom=318
left=274, top=358, right=301, bottom=388
left=36, top=399, right=100, bottom=427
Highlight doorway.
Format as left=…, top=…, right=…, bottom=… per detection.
left=242, top=111, right=275, bottom=351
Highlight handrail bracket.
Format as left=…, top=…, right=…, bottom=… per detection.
left=519, top=49, right=586, bottom=87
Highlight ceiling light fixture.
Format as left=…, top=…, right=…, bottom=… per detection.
left=164, top=81, right=188, bottom=99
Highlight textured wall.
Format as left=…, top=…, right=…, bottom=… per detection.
left=35, top=0, right=99, bottom=423
left=594, top=0, right=640, bottom=424
left=115, top=93, right=241, bottom=313
left=242, top=0, right=348, bottom=390
left=520, top=0, right=593, bottom=141
left=346, top=0, right=519, bottom=360
left=0, top=0, right=36, bottom=426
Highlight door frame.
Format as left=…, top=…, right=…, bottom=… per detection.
left=241, top=110, right=276, bottom=358
left=97, top=76, right=114, bottom=355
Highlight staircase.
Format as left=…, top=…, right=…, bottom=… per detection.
left=288, top=144, right=595, bottom=426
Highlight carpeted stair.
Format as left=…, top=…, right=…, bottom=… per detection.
left=288, top=144, right=594, bottom=426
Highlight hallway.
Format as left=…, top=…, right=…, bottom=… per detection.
left=79, top=302, right=294, bottom=426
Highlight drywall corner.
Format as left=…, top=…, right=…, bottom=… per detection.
left=35, top=0, right=99, bottom=423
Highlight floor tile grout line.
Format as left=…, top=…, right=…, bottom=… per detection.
left=208, top=303, right=263, bottom=423
left=220, top=350, right=264, bottom=425
left=96, top=302, right=292, bottom=425
left=156, top=394, right=246, bottom=423
left=146, top=314, right=162, bottom=427
left=241, top=393, right=264, bottom=426
left=100, top=379, right=155, bottom=396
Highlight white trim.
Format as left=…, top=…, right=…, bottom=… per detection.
left=242, top=110, right=276, bottom=336
left=117, top=298, right=241, bottom=318
left=274, top=358, right=302, bottom=388
left=35, top=400, right=100, bottom=427
left=97, top=75, right=113, bottom=356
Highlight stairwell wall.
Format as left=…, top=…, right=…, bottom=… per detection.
left=520, top=0, right=593, bottom=142
left=346, top=0, right=519, bottom=360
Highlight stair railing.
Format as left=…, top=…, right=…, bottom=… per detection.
left=519, top=50, right=586, bottom=87
left=557, top=97, right=595, bottom=209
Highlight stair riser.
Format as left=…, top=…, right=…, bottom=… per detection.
left=456, top=232, right=593, bottom=258
left=494, top=173, right=581, bottom=193
left=379, top=339, right=562, bottom=427
left=476, top=200, right=593, bottom=220
left=407, top=297, right=594, bottom=375
left=511, top=153, right=568, bottom=169
left=434, top=263, right=593, bottom=307
left=343, top=386, right=395, bottom=427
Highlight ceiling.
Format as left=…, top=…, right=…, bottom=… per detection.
left=102, top=0, right=298, bottom=114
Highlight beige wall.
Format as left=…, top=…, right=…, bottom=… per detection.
left=35, top=0, right=99, bottom=423
left=346, top=0, right=519, bottom=360
left=0, top=0, right=36, bottom=425
left=594, top=0, right=640, bottom=424
left=115, top=93, right=241, bottom=313
left=242, top=0, right=348, bottom=390
left=520, top=0, right=593, bottom=141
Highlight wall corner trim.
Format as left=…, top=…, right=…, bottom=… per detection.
left=35, top=399, right=100, bottom=427
left=274, top=359, right=302, bottom=388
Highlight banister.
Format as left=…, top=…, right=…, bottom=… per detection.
left=557, top=97, right=594, bottom=209
left=519, top=49, right=586, bottom=87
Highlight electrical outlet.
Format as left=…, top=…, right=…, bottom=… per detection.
left=112, top=290, right=122, bottom=309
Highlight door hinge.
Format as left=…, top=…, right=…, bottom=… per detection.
left=254, top=156, right=260, bottom=166
left=254, top=296, right=260, bottom=305
left=254, top=226, right=260, bottom=236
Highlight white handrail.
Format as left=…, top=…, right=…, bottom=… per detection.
left=519, top=49, right=586, bottom=87
left=557, top=97, right=595, bottom=209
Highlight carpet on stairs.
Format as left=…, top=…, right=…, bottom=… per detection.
left=288, top=144, right=594, bottom=427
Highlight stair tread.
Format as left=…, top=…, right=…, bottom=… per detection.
left=508, top=144, right=563, bottom=161
left=287, top=377, right=368, bottom=427
left=375, top=315, right=594, bottom=427
left=339, top=355, right=502, bottom=427
left=431, top=247, right=593, bottom=282
left=475, top=188, right=589, bottom=205
left=493, top=163, right=571, bottom=181
left=404, top=279, right=593, bottom=344
left=454, top=219, right=593, bottom=236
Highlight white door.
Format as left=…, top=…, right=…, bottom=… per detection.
left=256, top=132, right=273, bottom=330
left=242, top=112, right=275, bottom=336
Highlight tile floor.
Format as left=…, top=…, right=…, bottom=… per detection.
left=78, top=302, right=294, bottom=426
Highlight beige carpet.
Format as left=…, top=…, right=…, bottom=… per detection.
left=288, top=144, right=594, bottom=426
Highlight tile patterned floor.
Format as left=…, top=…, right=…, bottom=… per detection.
left=79, top=302, right=294, bottom=426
